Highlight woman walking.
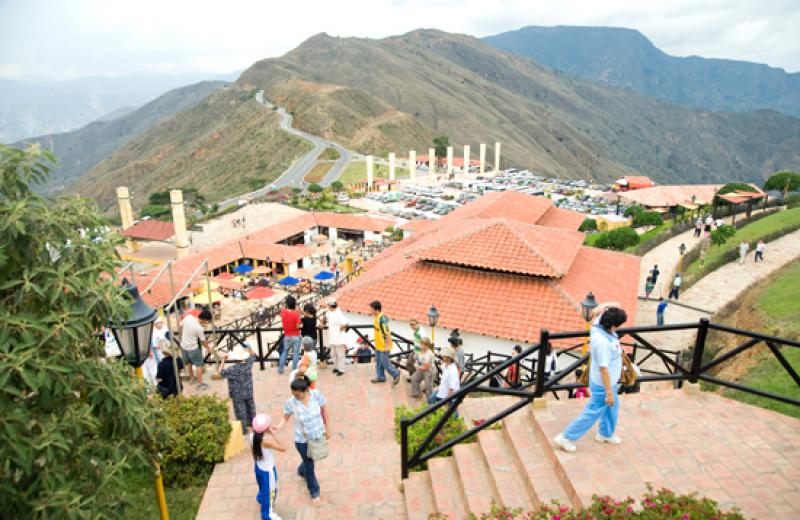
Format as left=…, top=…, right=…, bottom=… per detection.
left=275, top=377, right=331, bottom=503
left=251, top=414, right=285, bottom=520
left=409, top=337, right=435, bottom=399
left=554, top=306, right=628, bottom=453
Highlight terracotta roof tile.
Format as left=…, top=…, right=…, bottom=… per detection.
left=444, top=191, right=553, bottom=224
left=122, top=220, right=175, bottom=241
left=536, top=206, right=585, bottom=231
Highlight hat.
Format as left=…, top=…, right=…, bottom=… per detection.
left=326, top=297, right=337, bottom=307
left=227, top=344, right=251, bottom=361
left=157, top=339, right=174, bottom=356
left=252, top=414, right=271, bottom=433
left=440, top=346, right=456, bottom=360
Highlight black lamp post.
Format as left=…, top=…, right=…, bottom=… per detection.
left=427, top=305, right=440, bottom=345
left=580, top=292, right=598, bottom=353
left=110, top=279, right=158, bottom=374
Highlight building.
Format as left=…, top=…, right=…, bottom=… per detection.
left=333, top=191, right=640, bottom=355
left=593, top=214, right=632, bottom=231
left=613, top=176, right=655, bottom=191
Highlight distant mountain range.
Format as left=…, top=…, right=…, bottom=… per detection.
left=0, top=71, right=239, bottom=143
left=15, top=81, right=226, bottom=195
left=483, top=26, right=800, bottom=117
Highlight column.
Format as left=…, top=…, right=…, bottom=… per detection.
left=428, top=147, right=436, bottom=176
left=463, top=145, right=470, bottom=174
left=170, top=189, right=190, bottom=259
left=388, top=152, right=396, bottom=181
left=116, top=186, right=136, bottom=251
left=366, top=155, right=374, bottom=188
left=446, top=146, right=453, bottom=177
left=479, top=143, right=486, bottom=175
left=494, top=142, right=502, bottom=174
left=409, top=150, right=416, bottom=182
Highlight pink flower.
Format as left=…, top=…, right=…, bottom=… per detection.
left=553, top=515, right=561, bottom=520
left=682, top=515, right=690, bottom=520
left=627, top=506, right=634, bottom=513
left=560, top=505, right=569, bottom=513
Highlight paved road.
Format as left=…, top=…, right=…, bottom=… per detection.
left=217, top=91, right=353, bottom=210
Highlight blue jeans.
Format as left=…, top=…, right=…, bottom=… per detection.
left=295, top=442, right=320, bottom=498
left=563, top=384, right=619, bottom=441
left=375, top=350, right=399, bottom=381
left=278, top=336, right=301, bottom=373
left=657, top=313, right=665, bottom=326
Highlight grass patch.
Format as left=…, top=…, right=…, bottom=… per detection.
left=757, top=260, right=800, bottom=336
left=338, top=161, right=409, bottom=185
left=721, top=347, right=800, bottom=419
left=317, top=147, right=340, bottom=161
left=304, top=162, right=333, bottom=183
left=292, top=194, right=364, bottom=214
left=120, top=466, right=205, bottom=520
left=583, top=232, right=602, bottom=246
left=625, top=219, right=674, bottom=253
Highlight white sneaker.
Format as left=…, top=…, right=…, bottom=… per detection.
left=594, top=433, right=622, bottom=444
left=554, top=433, right=576, bottom=453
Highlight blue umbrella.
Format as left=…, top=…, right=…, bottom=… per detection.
left=313, top=271, right=334, bottom=280
left=233, top=264, right=253, bottom=274
left=279, top=276, right=300, bottom=286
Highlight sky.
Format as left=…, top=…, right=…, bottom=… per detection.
left=1, top=0, right=798, bottom=81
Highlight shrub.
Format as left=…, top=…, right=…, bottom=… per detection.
left=594, top=227, right=640, bottom=250
left=710, top=224, right=736, bottom=246
left=160, top=396, right=231, bottom=487
left=331, top=180, right=344, bottom=192
left=632, top=211, right=663, bottom=228
left=787, top=194, right=800, bottom=209
left=394, top=403, right=473, bottom=470
left=578, top=217, right=597, bottom=232
left=308, top=183, right=324, bottom=194
left=764, top=171, right=800, bottom=193
left=624, top=204, right=644, bottom=217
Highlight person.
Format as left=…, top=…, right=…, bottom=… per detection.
left=554, top=307, right=628, bottom=452
left=409, top=337, right=435, bottom=399
left=704, top=215, right=713, bottom=236
left=428, top=346, right=460, bottom=405
left=405, top=319, right=427, bottom=376
left=323, top=298, right=349, bottom=376
left=369, top=301, right=400, bottom=385
left=570, top=369, right=589, bottom=399
left=251, top=414, right=285, bottom=520
left=543, top=345, right=558, bottom=381
left=155, top=340, right=184, bottom=399
left=656, top=297, right=668, bottom=326
left=220, top=343, right=257, bottom=434
left=649, top=264, right=660, bottom=286
left=754, top=240, right=766, bottom=263
left=300, top=303, right=318, bottom=350
left=505, top=345, right=523, bottom=388
left=738, top=241, right=750, bottom=265
left=297, top=336, right=319, bottom=389
left=278, top=296, right=302, bottom=374
left=644, top=276, right=654, bottom=300
left=447, top=329, right=466, bottom=377
left=355, top=338, right=372, bottom=363
left=180, top=308, right=212, bottom=390
left=150, top=317, right=170, bottom=361
left=275, top=377, right=330, bottom=503
left=694, top=218, right=702, bottom=238
left=668, top=273, right=682, bottom=300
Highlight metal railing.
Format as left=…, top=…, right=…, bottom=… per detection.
left=399, top=319, right=800, bottom=478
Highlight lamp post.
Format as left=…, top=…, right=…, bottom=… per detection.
left=580, top=292, right=598, bottom=354
left=427, top=305, right=440, bottom=346
left=110, top=279, right=170, bottom=520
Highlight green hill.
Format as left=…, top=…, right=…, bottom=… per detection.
left=483, top=26, right=800, bottom=117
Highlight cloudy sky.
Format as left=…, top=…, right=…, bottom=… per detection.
left=1, top=0, right=798, bottom=80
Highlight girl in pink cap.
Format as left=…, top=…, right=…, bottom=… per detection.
left=251, top=414, right=286, bottom=520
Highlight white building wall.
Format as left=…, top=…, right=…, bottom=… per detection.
left=364, top=231, right=383, bottom=243
left=288, top=261, right=298, bottom=274
left=329, top=227, right=339, bottom=240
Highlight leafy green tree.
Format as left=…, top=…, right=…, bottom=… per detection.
left=308, top=183, right=324, bottom=194
left=632, top=211, right=664, bottom=228
left=764, top=171, right=800, bottom=195
left=0, top=144, right=163, bottom=518
left=331, top=180, right=344, bottom=192
left=623, top=205, right=644, bottom=217
left=710, top=224, right=736, bottom=246
left=140, top=204, right=171, bottom=219
left=594, top=227, right=640, bottom=250
left=717, top=182, right=759, bottom=195
left=433, top=136, right=449, bottom=158
left=148, top=190, right=171, bottom=205
left=578, top=218, right=597, bottom=232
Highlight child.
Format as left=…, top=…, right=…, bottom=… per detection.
left=571, top=369, right=589, bottom=399
left=251, top=414, right=285, bottom=520
left=220, top=343, right=257, bottom=433
left=296, top=336, right=318, bottom=389
left=656, top=297, right=668, bottom=326
left=155, top=341, right=184, bottom=399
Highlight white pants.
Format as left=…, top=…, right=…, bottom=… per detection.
left=142, top=355, right=158, bottom=386
left=332, top=343, right=347, bottom=373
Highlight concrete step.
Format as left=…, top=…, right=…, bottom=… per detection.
left=453, top=442, right=502, bottom=516
left=503, top=407, right=578, bottom=509
left=477, top=428, right=536, bottom=512
left=402, top=471, right=437, bottom=520
left=428, top=456, right=470, bottom=520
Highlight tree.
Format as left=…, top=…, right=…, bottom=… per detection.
left=623, top=205, right=644, bottom=218
left=578, top=218, right=597, bottom=232
left=764, top=171, right=800, bottom=195
left=710, top=224, right=736, bottom=246
left=0, top=144, right=163, bottom=517
left=148, top=190, right=171, bottom=206
left=632, top=211, right=664, bottom=228
left=432, top=136, right=449, bottom=158
left=331, top=180, right=344, bottom=192
left=307, top=183, right=324, bottom=194
left=594, top=227, right=640, bottom=250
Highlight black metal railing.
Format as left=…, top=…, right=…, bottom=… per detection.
left=399, top=319, right=800, bottom=478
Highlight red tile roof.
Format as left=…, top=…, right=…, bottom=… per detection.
left=619, top=185, right=724, bottom=207
left=121, top=220, right=175, bottom=241
left=536, top=206, right=586, bottom=231
left=444, top=191, right=553, bottom=224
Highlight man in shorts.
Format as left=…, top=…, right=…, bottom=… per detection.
left=181, top=309, right=212, bottom=390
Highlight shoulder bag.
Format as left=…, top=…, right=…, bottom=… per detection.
left=293, top=395, right=329, bottom=461
left=576, top=350, right=637, bottom=387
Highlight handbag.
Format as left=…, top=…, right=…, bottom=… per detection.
left=576, top=351, right=637, bottom=387
left=293, top=395, right=329, bottom=461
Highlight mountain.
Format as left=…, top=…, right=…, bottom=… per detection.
left=0, top=71, right=239, bottom=143
left=483, top=26, right=800, bottom=117
left=69, top=87, right=312, bottom=213
left=17, top=81, right=225, bottom=195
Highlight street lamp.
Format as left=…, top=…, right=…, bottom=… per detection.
left=580, top=292, right=598, bottom=354
left=109, top=279, right=169, bottom=520
left=427, top=305, right=440, bottom=345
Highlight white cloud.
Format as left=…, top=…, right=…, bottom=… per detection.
left=0, top=0, right=798, bottom=81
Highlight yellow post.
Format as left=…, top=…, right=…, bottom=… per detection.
left=134, top=366, right=170, bottom=520
left=431, top=327, right=435, bottom=348
left=582, top=320, right=591, bottom=354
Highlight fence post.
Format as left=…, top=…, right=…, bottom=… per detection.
left=256, top=325, right=265, bottom=371
left=534, top=329, right=549, bottom=397
left=400, top=418, right=409, bottom=479
left=689, top=318, right=709, bottom=383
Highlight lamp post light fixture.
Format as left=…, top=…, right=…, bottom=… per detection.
left=109, top=279, right=169, bottom=520
left=580, top=292, right=598, bottom=354
left=427, top=305, right=440, bottom=345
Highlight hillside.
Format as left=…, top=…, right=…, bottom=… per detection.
left=483, top=26, right=800, bottom=117
left=16, top=81, right=225, bottom=195
left=236, top=30, right=800, bottom=185
left=69, top=88, right=312, bottom=213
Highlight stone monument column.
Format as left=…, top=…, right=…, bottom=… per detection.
left=116, top=186, right=136, bottom=250
left=463, top=144, right=470, bottom=174
left=409, top=150, right=416, bottom=182
left=170, top=190, right=190, bottom=259
left=366, top=155, right=374, bottom=188
left=446, top=146, right=453, bottom=178
left=428, top=148, right=436, bottom=177
left=479, top=143, right=486, bottom=175
left=388, top=152, right=396, bottom=181
left=494, top=142, right=502, bottom=174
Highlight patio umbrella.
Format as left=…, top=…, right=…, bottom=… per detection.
left=192, top=279, right=220, bottom=291
left=194, top=291, right=224, bottom=304
left=233, top=264, right=253, bottom=274
left=245, top=287, right=275, bottom=300
left=278, top=276, right=300, bottom=286
left=293, top=268, right=312, bottom=279
left=313, top=271, right=334, bottom=280
left=252, top=265, right=271, bottom=274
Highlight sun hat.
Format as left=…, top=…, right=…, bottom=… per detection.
left=252, top=414, right=271, bottom=433
left=441, top=346, right=456, bottom=360
left=326, top=297, right=337, bottom=307
left=226, top=344, right=251, bottom=361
